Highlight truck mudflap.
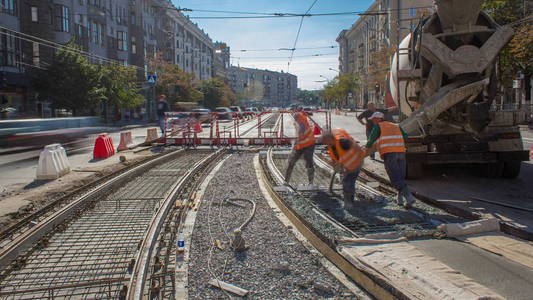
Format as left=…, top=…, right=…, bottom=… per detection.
left=406, top=150, right=529, bottom=165
left=405, top=150, right=529, bottom=179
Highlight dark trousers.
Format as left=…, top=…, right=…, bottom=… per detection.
left=285, top=144, right=315, bottom=181
left=383, top=152, right=407, bottom=191
left=342, top=167, right=361, bottom=195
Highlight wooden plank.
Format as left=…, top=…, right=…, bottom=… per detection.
left=209, top=279, right=249, bottom=297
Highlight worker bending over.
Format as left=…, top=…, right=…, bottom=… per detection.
left=322, top=128, right=366, bottom=209
left=366, top=112, right=414, bottom=208
left=284, top=109, right=316, bottom=185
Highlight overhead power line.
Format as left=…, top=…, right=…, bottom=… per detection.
left=233, top=45, right=338, bottom=52
left=288, top=0, right=320, bottom=72
left=231, top=53, right=337, bottom=59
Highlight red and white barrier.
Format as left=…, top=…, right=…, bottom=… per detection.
left=93, top=133, right=115, bottom=159
left=117, top=131, right=134, bottom=151
left=36, top=144, right=71, bottom=180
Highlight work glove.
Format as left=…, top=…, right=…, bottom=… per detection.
left=333, top=162, right=344, bottom=173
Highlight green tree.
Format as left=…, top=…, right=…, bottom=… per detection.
left=148, top=54, right=203, bottom=105
left=200, top=77, right=236, bottom=110
left=482, top=0, right=533, bottom=85
left=32, top=42, right=103, bottom=115
left=100, top=64, right=145, bottom=112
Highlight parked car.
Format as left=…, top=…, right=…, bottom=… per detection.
left=215, top=107, right=232, bottom=120
left=190, top=108, right=212, bottom=123
left=229, top=106, right=244, bottom=119
left=303, top=106, right=314, bottom=116
left=244, top=107, right=259, bottom=117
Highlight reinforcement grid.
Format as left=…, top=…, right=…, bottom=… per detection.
left=0, top=151, right=211, bottom=299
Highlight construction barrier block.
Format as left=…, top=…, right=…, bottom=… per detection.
left=93, top=133, right=115, bottom=159
left=117, top=131, right=134, bottom=151
left=145, top=128, right=159, bottom=143
left=36, top=144, right=71, bottom=180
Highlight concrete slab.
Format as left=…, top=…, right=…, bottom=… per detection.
left=412, top=239, right=533, bottom=300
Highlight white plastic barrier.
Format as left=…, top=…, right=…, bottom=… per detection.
left=36, top=144, right=71, bottom=180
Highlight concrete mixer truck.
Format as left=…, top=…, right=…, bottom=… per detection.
left=389, top=0, right=529, bottom=179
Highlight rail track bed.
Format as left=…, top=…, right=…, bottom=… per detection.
left=0, top=149, right=222, bottom=299
left=260, top=148, right=533, bottom=299
left=267, top=149, right=466, bottom=240
left=186, top=152, right=365, bottom=299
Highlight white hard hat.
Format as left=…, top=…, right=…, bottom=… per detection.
left=370, top=111, right=385, bottom=119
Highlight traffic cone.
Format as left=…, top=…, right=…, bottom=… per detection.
left=193, top=122, right=203, bottom=133
left=313, top=124, right=322, bottom=135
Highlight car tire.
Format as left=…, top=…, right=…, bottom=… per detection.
left=481, top=162, right=504, bottom=178
left=502, top=161, right=521, bottom=179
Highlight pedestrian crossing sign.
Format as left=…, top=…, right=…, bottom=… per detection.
left=147, top=75, right=157, bottom=85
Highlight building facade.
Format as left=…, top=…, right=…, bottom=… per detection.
left=336, top=0, right=434, bottom=107
left=228, top=66, right=297, bottom=108
left=0, top=0, right=226, bottom=119
left=213, top=42, right=230, bottom=78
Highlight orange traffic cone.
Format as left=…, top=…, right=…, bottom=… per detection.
left=193, top=122, right=203, bottom=133
left=313, top=124, right=322, bottom=135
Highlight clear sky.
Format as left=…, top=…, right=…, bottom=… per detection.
left=171, top=0, right=373, bottom=90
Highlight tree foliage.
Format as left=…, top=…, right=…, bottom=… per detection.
left=200, top=78, right=236, bottom=110
left=321, top=73, right=360, bottom=108
left=32, top=41, right=145, bottom=116
left=149, top=55, right=203, bottom=105
left=296, top=89, right=320, bottom=105
left=32, top=42, right=103, bottom=114
left=482, top=0, right=533, bottom=82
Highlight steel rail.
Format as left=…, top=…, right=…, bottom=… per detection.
left=0, top=149, right=187, bottom=268
left=0, top=150, right=218, bottom=298
left=0, top=148, right=183, bottom=248
left=127, top=149, right=226, bottom=299
left=258, top=148, right=399, bottom=300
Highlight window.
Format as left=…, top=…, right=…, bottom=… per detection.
left=0, top=30, right=17, bottom=67
left=31, top=6, right=38, bottom=22
left=176, top=54, right=180, bottom=63
left=130, top=12, right=136, bottom=25
left=131, top=36, right=137, bottom=54
left=89, top=21, right=103, bottom=45
left=32, top=42, right=39, bottom=66
left=1, top=0, right=16, bottom=15
left=409, top=8, right=417, bottom=17
left=117, top=31, right=127, bottom=51
left=55, top=5, right=70, bottom=32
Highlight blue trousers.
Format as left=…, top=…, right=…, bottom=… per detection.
left=383, top=152, right=407, bottom=191
left=158, top=118, right=166, bottom=135
left=342, top=167, right=361, bottom=195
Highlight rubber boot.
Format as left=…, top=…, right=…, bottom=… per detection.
left=306, top=168, right=315, bottom=186
left=402, top=186, right=415, bottom=209
left=343, top=192, right=355, bottom=210
left=284, top=166, right=293, bottom=185
left=396, top=191, right=405, bottom=206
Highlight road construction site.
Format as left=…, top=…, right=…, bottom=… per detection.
left=0, top=111, right=532, bottom=299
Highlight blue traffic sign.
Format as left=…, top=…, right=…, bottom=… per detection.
left=147, top=75, right=157, bottom=85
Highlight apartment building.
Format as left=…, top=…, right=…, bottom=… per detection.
left=228, top=66, right=297, bottom=108
left=0, top=0, right=224, bottom=118
left=336, top=0, right=434, bottom=107
left=213, top=42, right=230, bottom=78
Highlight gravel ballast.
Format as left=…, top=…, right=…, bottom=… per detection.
left=188, top=152, right=358, bottom=299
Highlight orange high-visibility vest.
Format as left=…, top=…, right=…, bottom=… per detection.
left=376, top=121, right=406, bottom=157
left=327, top=128, right=365, bottom=171
left=294, top=112, right=315, bottom=150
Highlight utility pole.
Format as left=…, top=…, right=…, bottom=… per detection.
left=396, top=0, right=402, bottom=122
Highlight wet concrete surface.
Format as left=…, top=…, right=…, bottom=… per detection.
left=412, top=238, right=533, bottom=300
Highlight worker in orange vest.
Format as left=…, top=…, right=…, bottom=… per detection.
left=321, top=128, right=366, bottom=209
left=285, top=109, right=316, bottom=186
left=366, top=111, right=414, bottom=208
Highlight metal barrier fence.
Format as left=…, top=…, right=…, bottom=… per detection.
left=163, top=110, right=332, bottom=147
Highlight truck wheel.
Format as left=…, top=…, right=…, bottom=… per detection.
left=406, top=162, right=423, bottom=179
left=482, top=162, right=504, bottom=178
left=502, top=161, right=521, bottom=179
